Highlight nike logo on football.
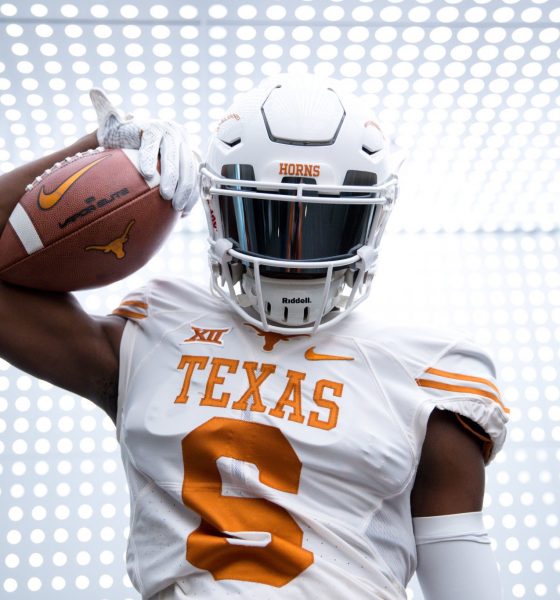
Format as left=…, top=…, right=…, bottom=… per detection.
left=304, top=346, right=354, bottom=361
left=38, top=156, right=108, bottom=210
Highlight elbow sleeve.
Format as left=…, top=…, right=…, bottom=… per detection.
left=414, top=511, right=503, bottom=600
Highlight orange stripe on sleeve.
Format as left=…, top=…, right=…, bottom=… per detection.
left=425, top=366, right=501, bottom=397
left=416, top=378, right=510, bottom=413
left=120, top=300, right=148, bottom=309
left=112, top=308, right=147, bottom=320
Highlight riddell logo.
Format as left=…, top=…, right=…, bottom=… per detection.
left=279, top=163, right=321, bottom=177
left=208, top=204, right=218, bottom=230
left=282, top=297, right=311, bottom=304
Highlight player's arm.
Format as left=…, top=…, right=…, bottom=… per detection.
left=411, top=409, right=502, bottom=599
left=0, top=90, right=199, bottom=419
left=412, top=409, right=485, bottom=516
left=0, top=132, right=98, bottom=229
left=0, top=133, right=126, bottom=419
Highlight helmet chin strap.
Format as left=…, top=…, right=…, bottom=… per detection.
left=241, top=269, right=346, bottom=329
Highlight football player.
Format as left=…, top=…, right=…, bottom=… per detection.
left=0, top=75, right=508, bottom=599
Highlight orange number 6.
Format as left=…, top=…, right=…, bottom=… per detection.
left=181, top=417, right=314, bottom=587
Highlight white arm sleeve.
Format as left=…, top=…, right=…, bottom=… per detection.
left=414, top=512, right=503, bottom=600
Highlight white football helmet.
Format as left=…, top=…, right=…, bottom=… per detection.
left=201, top=74, right=398, bottom=334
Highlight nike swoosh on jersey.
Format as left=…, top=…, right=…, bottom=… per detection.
left=304, top=346, right=354, bottom=361
left=38, top=156, right=108, bottom=210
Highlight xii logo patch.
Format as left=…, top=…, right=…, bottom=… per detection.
left=183, top=326, right=231, bottom=346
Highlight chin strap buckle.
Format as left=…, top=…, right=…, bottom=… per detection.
left=213, top=237, right=233, bottom=261
left=381, top=174, right=399, bottom=211
left=212, top=238, right=251, bottom=304
left=357, top=246, right=378, bottom=272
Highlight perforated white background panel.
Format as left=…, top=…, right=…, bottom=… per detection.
left=0, top=1, right=559, bottom=598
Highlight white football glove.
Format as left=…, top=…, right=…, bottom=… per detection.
left=89, top=88, right=199, bottom=214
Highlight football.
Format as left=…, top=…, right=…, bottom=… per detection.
left=0, top=147, right=178, bottom=291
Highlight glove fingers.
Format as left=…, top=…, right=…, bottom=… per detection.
left=89, top=88, right=121, bottom=124
left=89, top=87, right=145, bottom=148
left=173, top=146, right=199, bottom=213
left=107, top=121, right=142, bottom=149
left=139, top=126, right=164, bottom=180
left=159, top=133, right=179, bottom=201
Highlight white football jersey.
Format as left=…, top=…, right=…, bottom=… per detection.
left=113, top=278, right=508, bottom=600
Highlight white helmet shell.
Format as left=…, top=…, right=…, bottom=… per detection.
left=201, top=74, right=398, bottom=334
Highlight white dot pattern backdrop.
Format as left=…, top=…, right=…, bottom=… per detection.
left=0, top=0, right=559, bottom=598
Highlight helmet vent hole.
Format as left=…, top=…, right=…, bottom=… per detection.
left=303, top=306, right=309, bottom=322
left=283, top=306, right=288, bottom=322
left=224, top=138, right=241, bottom=148
left=266, top=301, right=271, bottom=315
left=362, top=145, right=379, bottom=156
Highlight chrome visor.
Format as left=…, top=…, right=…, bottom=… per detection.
left=214, top=164, right=385, bottom=277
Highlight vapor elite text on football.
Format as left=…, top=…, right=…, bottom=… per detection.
left=58, top=188, right=129, bottom=229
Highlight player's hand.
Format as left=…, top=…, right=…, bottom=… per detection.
left=139, top=120, right=200, bottom=214
left=89, top=88, right=199, bottom=214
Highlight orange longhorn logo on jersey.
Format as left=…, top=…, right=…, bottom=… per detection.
left=245, top=324, right=310, bottom=351
left=85, top=220, right=135, bottom=259
left=278, top=163, right=321, bottom=177
left=184, top=326, right=231, bottom=346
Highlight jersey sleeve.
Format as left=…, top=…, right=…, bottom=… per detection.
left=110, top=283, right=153, bottom=440
left=110, top=277, right=215, bottom=322
left=415, top=336, right=508, bottom=463
left=111, top=286, right=150, bottom=321
left=109, top=278, right=219, bottom=438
